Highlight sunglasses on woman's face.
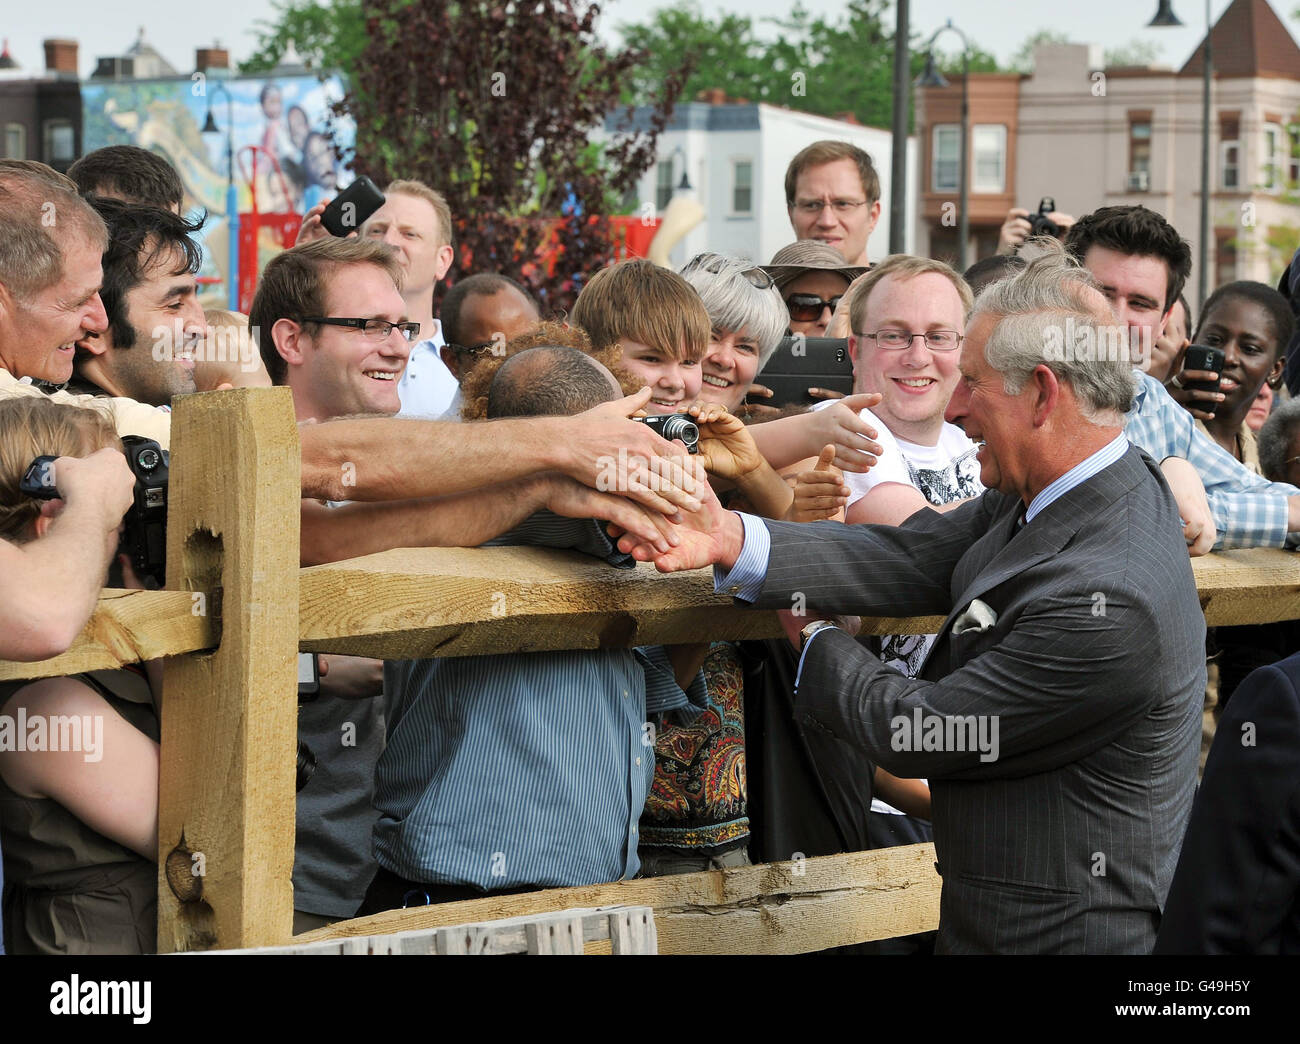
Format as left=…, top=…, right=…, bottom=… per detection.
left=785, top=293, right=843, bottom=323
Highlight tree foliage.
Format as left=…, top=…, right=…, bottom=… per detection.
left=241, top=0, right=366, bottom=74
left=345, top=0, right=684, bottom=312
left=616, top=0, right=997, bottom=130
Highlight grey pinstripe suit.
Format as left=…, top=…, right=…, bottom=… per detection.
left=747, top=445, right=1206, bottom=954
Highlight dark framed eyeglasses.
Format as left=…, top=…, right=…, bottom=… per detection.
left=785, top=293, right=843, bottom=322
left=683, top=252, right=775, bottom=290
left=447, top=341, right=498, bottom=357
left=863, top=329, right=963, bottom=352
left=304, top=316, right=422, bottom=342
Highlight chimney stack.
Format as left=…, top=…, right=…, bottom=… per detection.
left=195, top=43, right=229, bottom=73
left=44, top=38, right=78, bottom=76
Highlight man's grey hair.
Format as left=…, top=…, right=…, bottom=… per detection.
left=680, top=253, right=789, bottom=371
left=0, top=160, right=108, bottom=301
left=970, top=243, right=1137, bottom=424
left=1258, top=397, right=1300, bottom=484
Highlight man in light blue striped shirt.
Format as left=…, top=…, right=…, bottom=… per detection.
left=363, top=347, right=708, bottom=910
left=1066, top=206, right=1300, bottom=549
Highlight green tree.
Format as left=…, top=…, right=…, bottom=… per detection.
left=617, top=0, right=998, bottom=130
left=347, top=0, right=684, bottom=311
left=241, top=0, right=366, bottom=74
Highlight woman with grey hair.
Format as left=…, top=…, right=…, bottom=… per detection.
left=679, top=252, right=788, bottom=412
left=678, top=252, right=886, bottom=477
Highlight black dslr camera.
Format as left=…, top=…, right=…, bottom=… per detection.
left=1026, top=197, right=1062, bottom=238
left=21, top=435, right=169, bottom=588
left=632, top=414, right=699, bottom=454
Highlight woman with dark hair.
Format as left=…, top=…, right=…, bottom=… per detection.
left=1170, top=280, right=1293, bottom=470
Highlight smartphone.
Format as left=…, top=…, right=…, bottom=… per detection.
left=1182, top=344, right=1225, bottom=396
left=320, top=175, right=386, bottom=237
left=759, top=337, right=854, bottom=407
left=297, top=652, right=320, bottom=699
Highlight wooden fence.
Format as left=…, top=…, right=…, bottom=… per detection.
left=0, top=387, right=1297, bottom=954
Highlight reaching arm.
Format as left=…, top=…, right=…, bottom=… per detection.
left=746, top=394, right=884, bottom=474
left=298, top=388, right=703, bottom=518
left=0, top=449, right=135, bottom=662
left=300, top=473, right=678, bottom=566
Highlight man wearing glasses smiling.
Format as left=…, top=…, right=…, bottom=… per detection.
left=784, top=140, right=882, bottom=267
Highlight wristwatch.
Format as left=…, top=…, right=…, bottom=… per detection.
left=799, top=619, right=838, bottom=651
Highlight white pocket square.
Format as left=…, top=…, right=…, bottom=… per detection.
left=952, top=598, right=998, bottom=635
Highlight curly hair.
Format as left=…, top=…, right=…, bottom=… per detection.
left=458, top=321, right=638, bottom=420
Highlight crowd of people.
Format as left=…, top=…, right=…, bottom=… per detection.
left=0, top=134, right=1298, bottom=956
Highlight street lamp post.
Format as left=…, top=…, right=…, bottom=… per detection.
left=917, top=20, right=972, bottom=271
left=1149, top=0, right=1212, bottom=307
left=889, top=0, right=910, bottom=255
left=201, top=81, right=240, bottom=311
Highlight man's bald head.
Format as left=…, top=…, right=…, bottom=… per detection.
left=487, top=346, right=621, bottom=419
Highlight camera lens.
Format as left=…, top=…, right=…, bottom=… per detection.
left=296, top=741, right=316, bottom=792
left=658, top=415, right=699, bottom=449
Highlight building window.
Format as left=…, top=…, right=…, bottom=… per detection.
left=1262, top=123, right=1284, bottom=192
left=1128, top=116, right=1151, bottom=192
left=43, top=120, right=75, bottom=165
left=971, top=125, right=1006, bottom=194
left=655, top=161, right=675, bottom=212
left=1288, top=124, right=1300, bottom=187
left=1220, top=143, right=1240, bottom=191
left=932, top=124, right=959, bottom=193
left=3, top=123, right=25, bottom=160
left=731, top=159, right=753, bottom=215
left=1220, top=113, right=1240, bottom=191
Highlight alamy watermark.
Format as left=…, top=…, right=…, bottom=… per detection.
left=890, top=708, right=999, bottom=763
left=1042, top=319, right=1153, bottom=369
left=0, top=709, right=104, bottom=762
left=152, top=321, right=262, bottom=373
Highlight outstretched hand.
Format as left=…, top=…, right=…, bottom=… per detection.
left=808, top=392, right=884, bottom=474
left=563, top=387, right=704, bottom=517
left=788, top=444, right=850, bottom=522
left=606, top=466, right=743, bottom=573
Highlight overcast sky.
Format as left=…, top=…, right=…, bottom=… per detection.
left=4, top=0, right=1297, bottom=79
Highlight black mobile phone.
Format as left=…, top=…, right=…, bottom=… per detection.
left=297, top=652, right=320, bottom=698
left=758, top=336, right=854, bottom=407
left=320, top=175, right=386, bottom=237
left=1183, top=344, right=1225, bottom=396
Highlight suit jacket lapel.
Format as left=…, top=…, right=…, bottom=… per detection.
left=931, top=446, right=1151, bottom=651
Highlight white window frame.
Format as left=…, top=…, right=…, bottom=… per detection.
left=971, top=124, right=1006, bottom=194
left=932, top=124, right=960, bottom=193
left=1262, top=123, right=1284, bottom=192
left=729, top=157, right=754, bottom=216
left=3, top=123, right=25, bottom=160
left=1220, top=140, right=1240, bottom=192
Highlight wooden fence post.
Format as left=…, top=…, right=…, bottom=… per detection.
left=156, top=388, right=301, bottom=953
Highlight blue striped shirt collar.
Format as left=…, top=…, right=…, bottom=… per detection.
left=1024, top=433, right=1128, bottom=524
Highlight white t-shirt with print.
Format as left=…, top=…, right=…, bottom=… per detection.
left=813, top=403, right=983, bottom=814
